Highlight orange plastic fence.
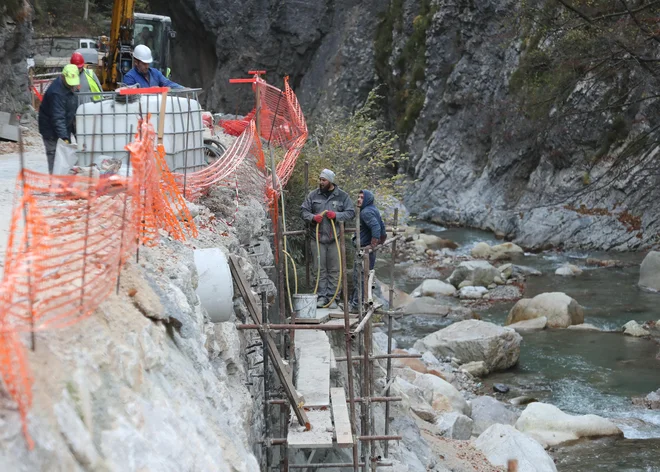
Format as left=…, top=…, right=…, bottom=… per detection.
left=0, top=77, right=307, bottom=448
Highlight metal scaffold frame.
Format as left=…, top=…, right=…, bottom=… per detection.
left=231, top=185, right=405, bottom=470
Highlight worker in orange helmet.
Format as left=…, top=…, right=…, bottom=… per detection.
left=70, top=52, right=103, bottom=104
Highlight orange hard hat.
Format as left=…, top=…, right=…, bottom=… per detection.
left=70, top=52, right=85, bottom=69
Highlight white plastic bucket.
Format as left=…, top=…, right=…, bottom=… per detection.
left=193, top=248, right=234, bottom=322
left=293, top=294, right=318, bottom=319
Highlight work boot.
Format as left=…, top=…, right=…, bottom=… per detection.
left=316, top=297, right=328, bottom=308
left=327, top=300, right=338, bottom=310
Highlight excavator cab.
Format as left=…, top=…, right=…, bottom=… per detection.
left=133, top=13, right=175, bottom=78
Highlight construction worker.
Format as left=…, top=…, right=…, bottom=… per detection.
left=38, top=64, right=80, bottom=174
left=301, top=169, right=355, bottom=309
left=70, top=52, right=102, bottom=104
left=122, top=45, right=182, bottom=89
left=350, top=190, right=386, bottom=312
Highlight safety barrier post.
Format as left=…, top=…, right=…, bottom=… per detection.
left=384, top=208, right=398, bottom=458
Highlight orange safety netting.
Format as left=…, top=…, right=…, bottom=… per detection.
left=0, top=77, right=307, bottom=448
left=174, top=77, right=307, bottom=204
left=0, top=115, right=196, bottom=447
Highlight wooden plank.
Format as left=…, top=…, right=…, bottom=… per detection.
left=228, top=255, right=310, bottom=429
left=296, top=330, right=330, bottom=407
left=287, top=409, right=334, bottom=449
left=330, top=388, right=353, bottom=448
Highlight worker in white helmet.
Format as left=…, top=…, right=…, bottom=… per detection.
left=122, top=44, right=183, bottom=89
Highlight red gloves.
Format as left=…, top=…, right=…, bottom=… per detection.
left=313, top=214, right=323, bottom=223
left=380, top=234, right=387, bottom=244
left=326, top=211, right=336, bottom=220
left=371, top=238, right=379, bottom=247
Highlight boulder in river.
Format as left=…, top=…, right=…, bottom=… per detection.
left=506, top=292, right=584, bottom=328
left=411, top=279, right=456, bottom=297
left=471, top=242, right=524, bottom=261
left=632, top=388, right=660, bottom=409
left=515, top=402, right=623, bottom=447
left=413, top=320, right=521, bottom=372
left=458, top=286, right=488, bottom=299
left=475, top=424, right=557, bottom=472
left=471, top=396, right=520, bottom=435
left=447, top=261, right=501, bottom=288
left=639, top=251, right=660, bottom=291
left=459, top=361, right=488, bottom=377
left=417, top=233, right=459, bottom=250
left=400, top=297, right=450, bottom=316
left=555, top=263, right=583, bottom=276
left=622, top=320, right=650, bottom=337
left=507, top=316, right=548, bottom=332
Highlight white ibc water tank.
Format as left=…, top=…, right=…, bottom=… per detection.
left=193, top=248, right=234, bottom=322
left=75, top=95, right=205, bottom=172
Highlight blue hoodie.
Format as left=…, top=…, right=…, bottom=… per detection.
left=359, top=190, right=386, bottom=247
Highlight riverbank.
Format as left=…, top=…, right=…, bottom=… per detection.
left=380, top=222, right=660, bottom=471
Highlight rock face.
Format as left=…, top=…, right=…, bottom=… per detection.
left=447, top=261, right=501, bottom=288
left=515, top=402, right=623, bottom=447
left=413, top=320, right=522, bottom=372
left=475, top=424, right=557, bottom=472
left=0, top=14, right=32, bottom=112
left=470, top=396, right=519, bottom=436
left=506, top=292, right=584, bottom=328
left=639, top=251, right=660, bottom=292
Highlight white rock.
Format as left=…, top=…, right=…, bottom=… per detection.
left=411, top=279, right=457, bottom=297
left=507, top=316, right=548, bottom=332
left=515, top=402, right=623, bottom=447
left=413, top=320, right=522, bottom=372
left=498, top=263, right=513, bottom=279
left=435, top=412, right=474, bottom=440
left=470, top=396, right=520, bottom=436
left=412, top=373, right=471, bottom=416
left=639, top=251, right=660, bottom=291
left=458, top=286, right=488, bottom=299
left=489, top=242, right=524, bottom=260
left=566, top=323, right=601, bottom=331
left=506, top=292, right=584, bottom=328
left=623, top=320, right=650, bottom=337
left=555, top=264, right=583, bottom=276
left=475, top=424, right=557, bottom=472
left=471, top=242, right=493, bottom=259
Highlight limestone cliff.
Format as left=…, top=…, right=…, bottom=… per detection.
left=0, top=10, right=32, bottom=113
left=157, top=0, right=660, bottom=250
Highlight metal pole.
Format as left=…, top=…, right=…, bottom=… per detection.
left=79, top=116, right=97, bottom=325
left=116, top=125, right=133, bottom=295
left=261, top=290, right=270, bottom=471
left=304, top=161, right=310, bottom=291
left=340, top=222, right=359, bottom=472
left=362, top=251, right=372, bottom=472
left=18, top=128, right=35, bottom=351
left=384, top=208, right=398, bottom=458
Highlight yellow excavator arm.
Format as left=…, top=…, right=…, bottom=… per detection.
left=102, top=0, right=136, bottom=90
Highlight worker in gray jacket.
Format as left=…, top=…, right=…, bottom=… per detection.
left=301, top=169, right=355, bottom=308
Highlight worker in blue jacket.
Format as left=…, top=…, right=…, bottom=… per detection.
left=122, top=45, right=183, bottom=89
left=350, top=190, right=386, bottom=311
left=38, top=64, right=80, bottom=174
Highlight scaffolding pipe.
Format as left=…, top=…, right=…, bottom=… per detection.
left=237, top=324, right=345, bottom=331
left=339, top=222, right=360, bottom=472
left=351, top=307, right=375, bottom=336
left=384, top=209, right=398, bottom=458
left=334, top=353, right=422, bottom=362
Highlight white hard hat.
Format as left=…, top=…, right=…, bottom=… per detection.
left=133, top=44, right=153, bottom=64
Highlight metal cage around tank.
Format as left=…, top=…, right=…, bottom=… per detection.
left=74, top=88, right=206, bottom=173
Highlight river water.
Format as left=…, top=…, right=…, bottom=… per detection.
left=385, top=223, right=660, bottom=471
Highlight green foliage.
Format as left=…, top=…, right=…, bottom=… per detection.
left=283, top=89, right=406, bottom=234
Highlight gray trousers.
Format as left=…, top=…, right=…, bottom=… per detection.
left=43, top=137, right=58, bottom=174
left=311, top=240, right=339, bottom=300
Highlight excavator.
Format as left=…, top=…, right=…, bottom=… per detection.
left=101, top=0, right=176, bottom=90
